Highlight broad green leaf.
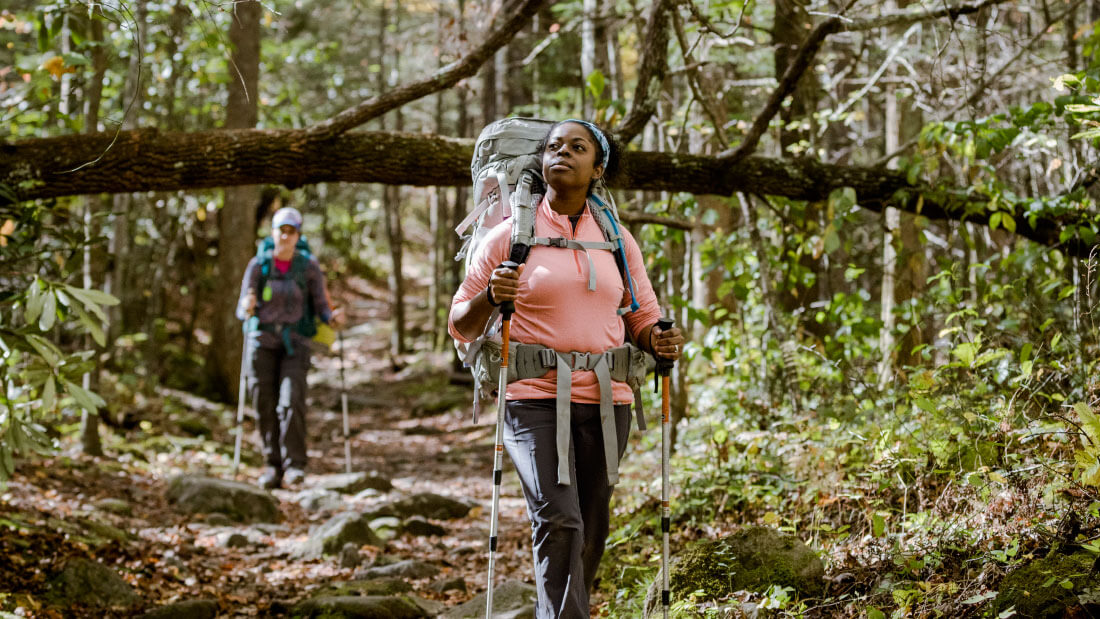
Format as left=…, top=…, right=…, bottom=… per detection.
left=72, top=304, right=105, bottom=347
left=872, top=512, right=886, bottom=537
left=586, top=70, right=606, bottom=100
left=9, top=420, right=27, bottom=453
left=867, top=608, right=886, bottom=619
left=989, top=212, right=1002, bottom=230
left=62, top=379, right=104, bottom=412
left=41, top=375, right=56, bottom=412
left=39, top=291, right=56, bottom=331
left=24, top=282, right=45, bottom=326
left=24, top=335, right=60, bottom=368
left=0, top=443, right=12, bottom=480
left=1002, top=214, right=1016, bottom=233
left=65, top=285, right=119, bottom=307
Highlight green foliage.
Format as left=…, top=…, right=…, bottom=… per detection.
left=0, top=203, right=116, bottom=484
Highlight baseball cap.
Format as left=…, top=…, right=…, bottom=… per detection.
left=272, top=206, right=303, bottom=230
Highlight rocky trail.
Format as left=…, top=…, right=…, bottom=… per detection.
left=0, top=314, right=552, bottom=618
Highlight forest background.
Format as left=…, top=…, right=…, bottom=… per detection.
left=4, top=0, right=1100, bottom=616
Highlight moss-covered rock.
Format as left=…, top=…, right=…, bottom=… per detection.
left=645, top=526, right=824, bottom=616
left=315, top=577, right=413, bottom=597
left=369, top=493, right=472, bottom=520
left=994, top=551, right=1100, bottom=618
left=47, top=558, right=141, bottom=610
left=291, top=512, right=382, bottom=560
left=290, top=594, right=430, bottom=618
left=166, top=475, right=281, bottom=523
left=139, top=599, right=219, bottom=619
left=440, top=580, right=536, bottom=618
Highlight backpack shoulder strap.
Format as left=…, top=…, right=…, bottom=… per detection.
left=589, top=194, right=641, bottom=314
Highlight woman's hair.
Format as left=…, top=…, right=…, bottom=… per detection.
left=537, top=120, right=621, bottom=193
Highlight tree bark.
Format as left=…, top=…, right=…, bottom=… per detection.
left=2, top=128, right=1095, bottom=257
left=79, top=11, right=108, bottom=458
left=210, top=0, right=262, bottom=401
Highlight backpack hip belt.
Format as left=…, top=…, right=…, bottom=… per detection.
left=490, top=341, right=650, bottom=487
left=256, top=321, right=300, bottom=356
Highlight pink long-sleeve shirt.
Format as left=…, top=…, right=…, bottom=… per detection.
left=449, top=198, right=661, bottom=404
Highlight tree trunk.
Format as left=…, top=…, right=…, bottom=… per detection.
left=581, top=0, right=598, bottom=117
left=79, top=12, right=109, bottom=458
left=211, top=0, right=262, bottom=401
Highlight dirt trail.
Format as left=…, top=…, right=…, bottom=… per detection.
left=0, top=303, right=544, bottom=616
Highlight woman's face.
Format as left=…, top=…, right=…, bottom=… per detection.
left=541, top=122, right=604, bottom=192
left=273, top=224, right=299, bottom=254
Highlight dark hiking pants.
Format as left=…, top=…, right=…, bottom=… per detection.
left=248, top=341, right=311, bottom=472
left=504, top=399, right=631, bottom=619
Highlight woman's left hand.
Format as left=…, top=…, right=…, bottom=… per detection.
left=651, top=324, right=685, bottom=361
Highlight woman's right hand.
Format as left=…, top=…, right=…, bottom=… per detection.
left=488, top=263, right=524, bottom=305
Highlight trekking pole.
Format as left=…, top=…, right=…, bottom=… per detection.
left=486, top=260, right=518, bottom=619
left=338, top=329, right=352, bottom=474
left=232, top=324, right=250, bottom=479
left=655, top=317, right=675, bottom=619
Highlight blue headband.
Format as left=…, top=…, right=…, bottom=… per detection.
left=563, top=119, right=610, bottom=170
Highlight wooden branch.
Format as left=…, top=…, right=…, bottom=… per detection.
left=878, top=0, right=1086, bottom=165
left=717, top=17, right=842, bottom=163
left=716, top=0, right=1021, bottom=164
left=304, top=0, right=551, bottom=140
left=842, top=0, right=1016, bottom=32
left=615, top=0, right=674, bottom=143
left=619, top=211, right=705, bottom=231
left=3, top=127, right=1094, bottom=257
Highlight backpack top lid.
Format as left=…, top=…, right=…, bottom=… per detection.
left=470, top=117, right=555, bottom=183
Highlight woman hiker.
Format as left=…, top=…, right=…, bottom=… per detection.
left=449, top=119, right=684, bottom=617
left=236, top=205, right=343, bottom=489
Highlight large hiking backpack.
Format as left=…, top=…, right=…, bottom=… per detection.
left=453, top=117, right=646, bottom=420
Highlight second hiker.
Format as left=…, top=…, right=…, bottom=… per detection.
left=236, top=205, right=343, bottom=489
left=449, top=119, right=684, bottom=617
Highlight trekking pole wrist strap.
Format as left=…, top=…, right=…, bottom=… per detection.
left=486, top=284, right=501, bottom=307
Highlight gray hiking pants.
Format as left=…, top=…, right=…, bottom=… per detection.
left=248, top=340, right=311, bottom=471
left=504, top=399, right=631, bottom=619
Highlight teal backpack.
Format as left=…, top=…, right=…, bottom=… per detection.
left=250, top=236, right=318, bottom=353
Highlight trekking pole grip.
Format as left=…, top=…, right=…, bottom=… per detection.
left=656, top=317, right=674, bottom=375
left=498, top=261, right=519, bottom=319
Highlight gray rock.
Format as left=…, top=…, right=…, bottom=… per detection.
left=369, top=493, right=472, bottom=520
left=411, top=385, right=469, bottom=416
left=291, top=595, right=429, bottom=618
left=139, top=599, right=219, bottom=619
left=369, top=516, right=401, bottom=542
left=644, top=526, right=824, bottom=617
left=316, top=471, right=394, bottom=494
left=176, top=416, right=212, bottom=437
left=48, top=558, right=141, bottom=609
left=340, top=542, right=362, bottom=569
left=441, top=580, right=537, bottom=618
left=222, top=532, right=250, bottom=549
left=292, top=512, right=381, bottom=560
left=430, top=576, right=467, bottom=594
left=203, top=513, right=234, bottom=526
left=295, top=488, right=346, bottom=512
left=166, top=475, right=281, bottom=523
left=402, top=516, right=446, bottom=537
left=352, top=488, right=384, bottom=501
left=355, top=559, right=441, bottom=580
left=94, top=498, right=132, bottom=516
left=77, top=517, right=132, bottom=543
left=318, top=577, right=412, bottom=597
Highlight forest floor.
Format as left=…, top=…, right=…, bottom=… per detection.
left=0, top=286, right=594, bottom=617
